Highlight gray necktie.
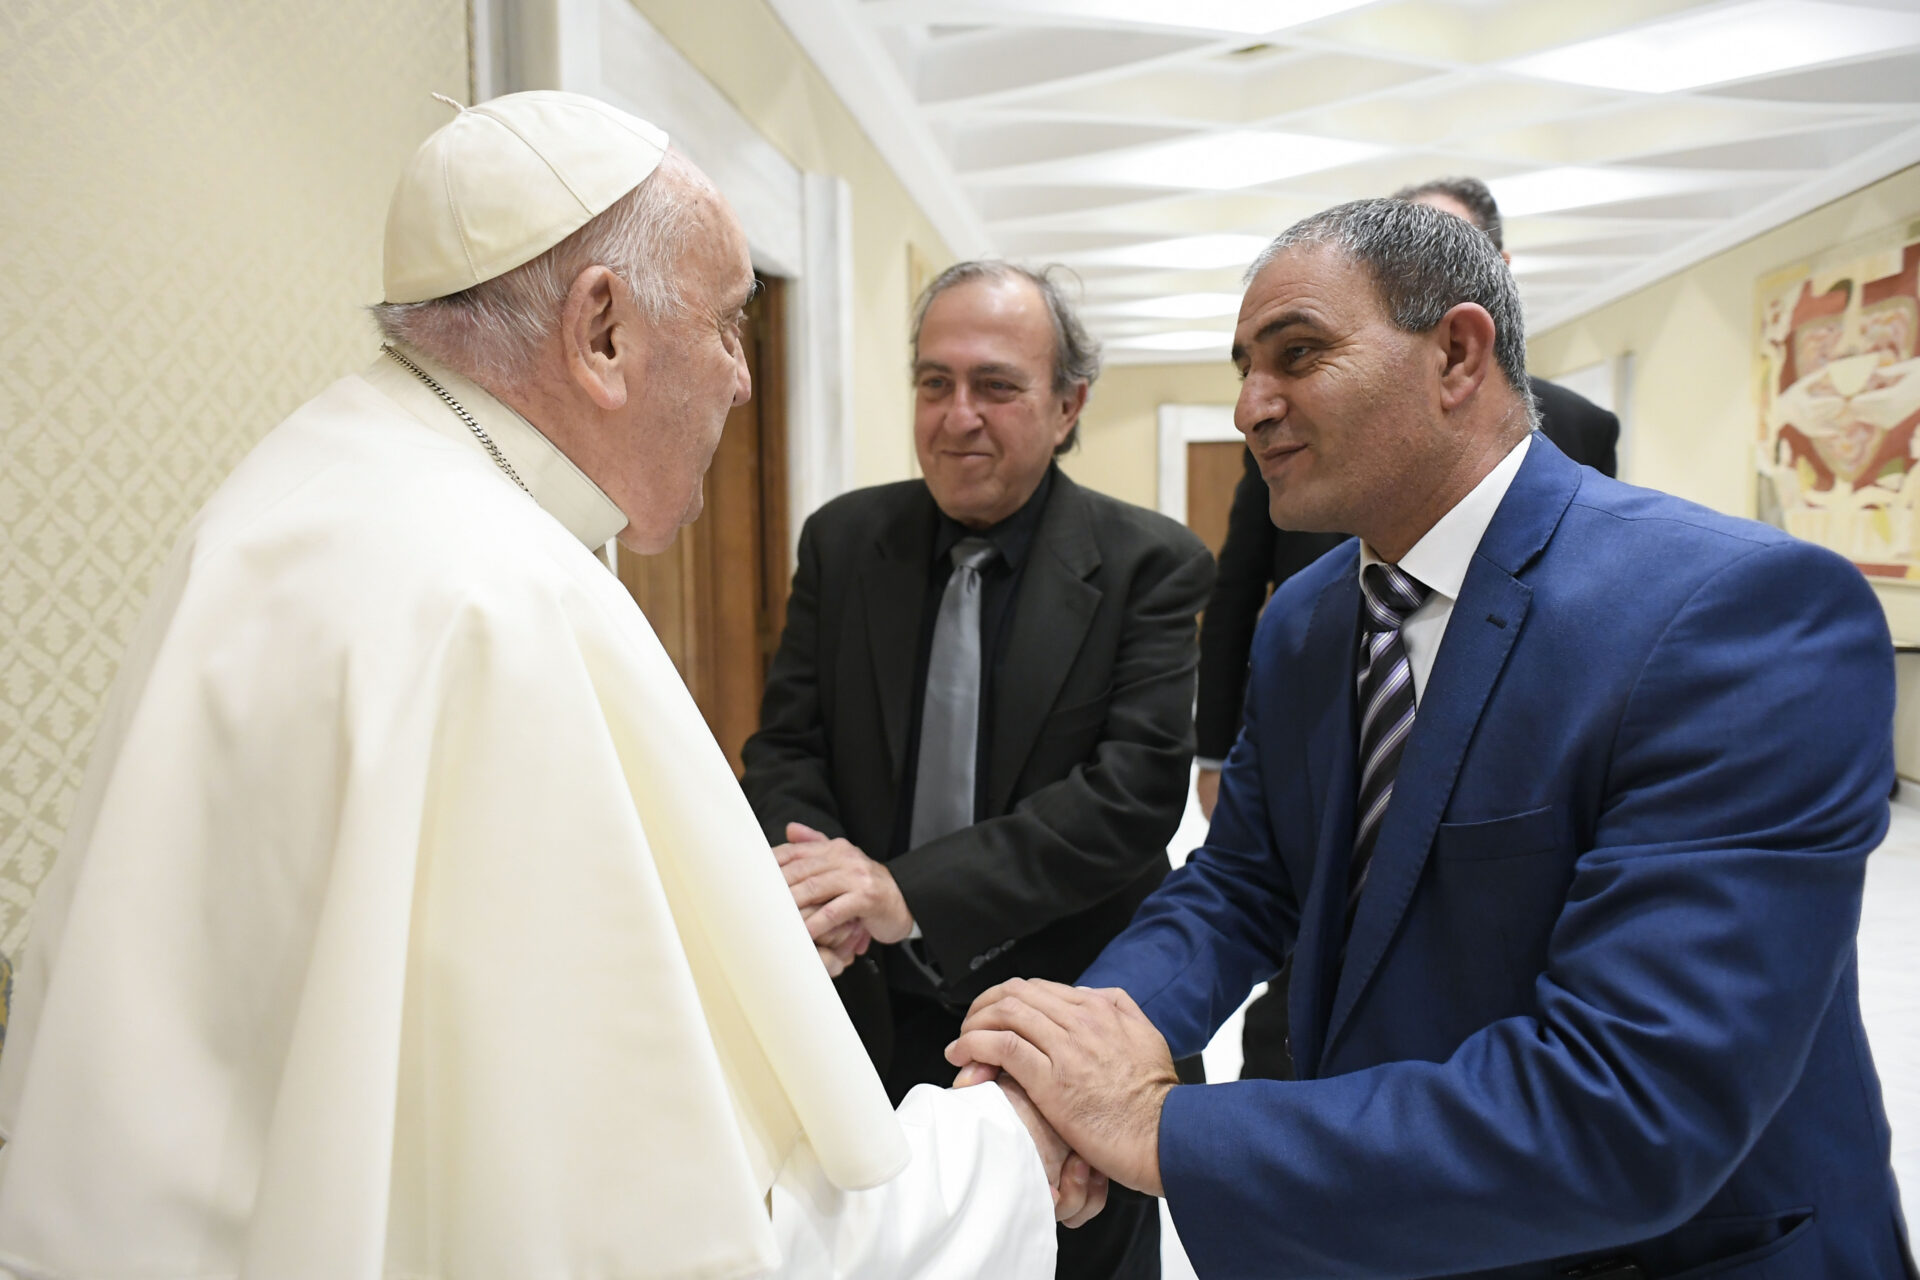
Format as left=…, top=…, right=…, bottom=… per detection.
left=911, top=537, right=998, bottom=847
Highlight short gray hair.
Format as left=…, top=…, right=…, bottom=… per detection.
left=1248, top=198, right=1534, bottom=414
left=370, top=150, right=699, bottom=388
left=1392, top=175, right=1503, bottom=251
left=910, top=260, right=1101, bottom=454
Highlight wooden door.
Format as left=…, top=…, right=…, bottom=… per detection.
left=618, top=277, right=790, bottom=776
left=1186, top=440, right=1247, bottom=557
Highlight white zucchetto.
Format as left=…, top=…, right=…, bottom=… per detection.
left=382, top=90, right=669, bottom=304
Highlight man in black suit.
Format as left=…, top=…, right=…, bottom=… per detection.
left=742, top=261, right=1213, bottom=1280
left=1198, top=176, right=1622, bottom=1080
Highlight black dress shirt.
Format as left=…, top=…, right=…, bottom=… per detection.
left=888, top=466, right=1055, bottom=859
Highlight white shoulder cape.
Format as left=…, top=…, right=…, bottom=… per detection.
left=0, top=366, right=962, bottom=1279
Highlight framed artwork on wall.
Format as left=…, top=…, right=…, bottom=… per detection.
left=1756, top=217, right=1920, bottom=579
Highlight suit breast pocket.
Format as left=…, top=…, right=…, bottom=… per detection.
left=1425, top=804, right=1572, bottom=1023
left=1433, top=804, right=1560, bottom=862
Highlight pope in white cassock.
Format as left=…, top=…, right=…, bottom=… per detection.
left=0, top=92, right=1095, bottom=1279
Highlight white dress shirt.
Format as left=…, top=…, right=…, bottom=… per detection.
left=1358, top=435, right=1530, bottom=705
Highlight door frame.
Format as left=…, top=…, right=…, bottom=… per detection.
left=475, top=0, right=856, bottom=544
left=1157, top=403, right=1242, bottom=524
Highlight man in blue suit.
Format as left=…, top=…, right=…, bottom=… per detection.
left=948, top=199, right=1915, bottom=1277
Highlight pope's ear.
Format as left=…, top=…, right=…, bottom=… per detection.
left=560, top=264, right=628, bottom=411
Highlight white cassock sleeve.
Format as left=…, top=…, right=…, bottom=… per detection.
left=769, top=1084, right=1058, bottom=1279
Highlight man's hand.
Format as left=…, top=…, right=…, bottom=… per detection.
left=774, top=825, right=874, bottom=975
left=813, top=926, right=870, bottom=978
left=974, top=1074, right=1110, bottom=1227
left=946, top=978, right=1178, bottom=1197
left=776, top=821, right=915, bottom=946
left=1195, top=767, right=1221, bottom=820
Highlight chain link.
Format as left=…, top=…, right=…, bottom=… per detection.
left=381, top=345, right=530, bottom=494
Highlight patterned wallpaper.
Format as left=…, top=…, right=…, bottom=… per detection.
left=0, top=0, right=469, bottom=954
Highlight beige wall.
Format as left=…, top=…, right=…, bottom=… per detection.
left=1076, top=169, right=1920, bottom=538
left=1066, top=361, right=1243, bottom=511
left=1530, top=165, right=1920, bottom=777
left=628, top=0, right=953, bottom=487
left=0, top=1, right=469, bottom=951
left=1529, top=164, right=1920, bottom=637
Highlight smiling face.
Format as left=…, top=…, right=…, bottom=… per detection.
left=1231, top=245, right=1442, bottom=551
left=913, top=275, right=1085, bottom=529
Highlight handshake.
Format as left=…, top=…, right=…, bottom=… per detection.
left=772, top=823, right=1179, bottom=1226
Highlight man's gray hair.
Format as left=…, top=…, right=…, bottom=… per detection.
left=910, top=260, right=1101, bottom=454
left=371, top=151, right=698, bottom=388
left=1392, top=175, right=1503, bottom=251
left=1247, top=198, right=1534, bottom=416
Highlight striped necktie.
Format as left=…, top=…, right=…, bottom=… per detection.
left=1349, top=561, right=1431, bottom=924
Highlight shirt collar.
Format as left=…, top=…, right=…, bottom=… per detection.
left=363, top=344, right=629, bottom=550
left=933, top=465, right=1056, bottom=572
left=1359, top=434, right=1530, bottom=602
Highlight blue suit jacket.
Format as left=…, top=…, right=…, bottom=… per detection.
left=1082, top=437, right=1914, bottom=1278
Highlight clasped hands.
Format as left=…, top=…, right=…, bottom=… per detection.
left=773, top=822, right=913, bottom=975
left=952, top=976, right=1183, bottom=1226
left=948, top=977, right=1179, bottom=1205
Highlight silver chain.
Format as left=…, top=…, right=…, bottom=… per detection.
left=381, top=344, right=530, bottom=494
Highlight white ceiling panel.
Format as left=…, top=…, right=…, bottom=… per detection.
left=1297, top=0, right=1731, bottom=65
left=1285, top=77, right=1619, bottom=148
left=911, top=26, right=1215, bottom=105
left=1701, top=48, right=1920, bottom=102
left=1074, top=266, right=1258, bottom=299
left=1468, top=98, right=1867, bottom=167
left=1501, top=2, right=1920, bottom=95
left=945, top=120, right=1199, bottom=172
left=1634, top=118, right=1916, bottom=169
left=764, top=0, right=1920, bottom=360
left=989, top=191, right=1336, bottom=238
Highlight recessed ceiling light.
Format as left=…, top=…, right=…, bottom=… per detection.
left=1110, top=330, right=1235, bottom=352
left=1089, top=292, right=1245, bottom=318
left=963, top=0, right=1375, bottom=37
left=1504, top=1, right=1920, bottom=95
left=1024, top=130, right=1385, bottom=191
left=1486, top=166, right=1735, bottom=216
left=1063, top=233, right=1273, bottom=270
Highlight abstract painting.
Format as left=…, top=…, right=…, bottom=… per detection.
left=1756, top=219, right=1920, bottom=578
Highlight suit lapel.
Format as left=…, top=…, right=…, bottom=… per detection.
left=986, top=475, right=1101, bottom=816
left=1285, top=562, right=1360, bottom=1081
left=858, top=492, right=937, bottom=780
left=1321, top=436, right=1582, bottom=1059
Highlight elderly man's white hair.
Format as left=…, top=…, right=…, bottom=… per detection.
left=371, top=149, right=701, bottom=388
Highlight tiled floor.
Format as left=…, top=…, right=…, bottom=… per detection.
left=1860, top=796, right=1920, bottom=1227
left=1157, top=785, right=1920, bottom=1278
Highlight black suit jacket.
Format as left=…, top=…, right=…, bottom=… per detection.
left=742, top=471, right=1214, bottom=1009
left=1529, top=375, right=1620, bottom=479
left=1194, top=375, right=1620, bottom=759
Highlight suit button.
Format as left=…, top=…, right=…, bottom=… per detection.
left=969, top=956, right=985, bottom=972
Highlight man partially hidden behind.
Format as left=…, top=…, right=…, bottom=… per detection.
left=1199, top=175, right=1623, bottom=1083
left=744, top=261, right=1213, bottom=1279
left=952, top=200, right=1915, bottom=1277
left=0, top=93, right=1099, bottom=1279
